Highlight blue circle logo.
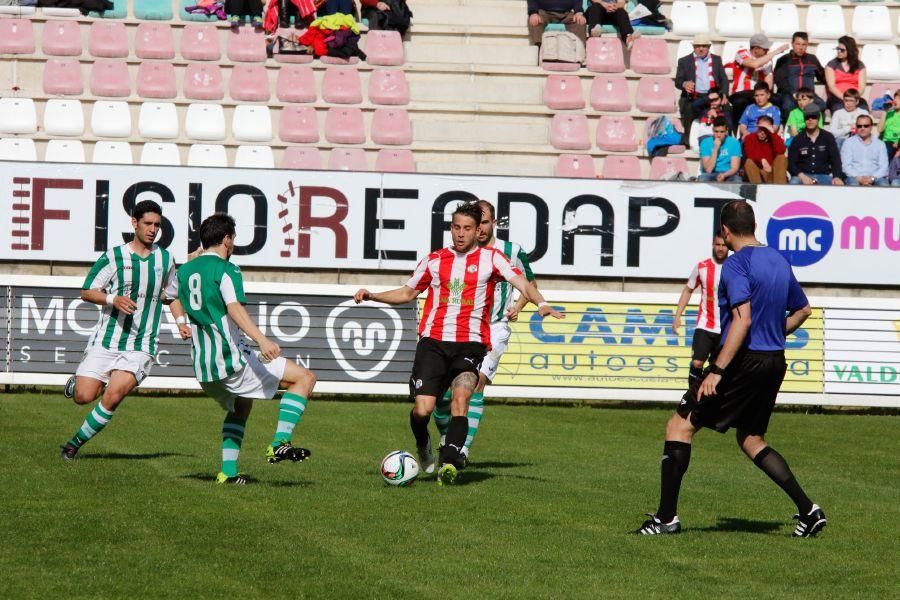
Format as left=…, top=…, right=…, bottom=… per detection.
left=765, top=201, right=834, bottom=267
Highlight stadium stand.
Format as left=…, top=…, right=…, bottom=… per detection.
left=0, top=0, right=897, bottom=176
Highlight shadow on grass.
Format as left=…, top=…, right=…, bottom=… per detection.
left=179, top=473, right=310, bottom=488
left=80, top=452, right=190, bottom=460
left=471, top=461, right=532, bottom=469
left=456, top=471, right=496, bottom=486
left=694, top=517, right=784, bottom=534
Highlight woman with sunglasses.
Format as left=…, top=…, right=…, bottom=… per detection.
left=824, top=36, right=868, bottom=115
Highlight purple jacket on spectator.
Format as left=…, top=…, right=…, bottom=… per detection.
left=890, top=155, right=900, bottom=181
left=527, top=0, right=583, bottom=14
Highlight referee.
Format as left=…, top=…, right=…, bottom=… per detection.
left=634, top=200, right=826, bottom=537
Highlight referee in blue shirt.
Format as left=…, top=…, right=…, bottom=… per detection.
left=634, top=200, right=827, bottom=538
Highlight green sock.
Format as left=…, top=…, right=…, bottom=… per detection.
left=68, top=403, right=115, bottom=448
left=221, top=415, right=246, bottom=478
left=464, top=393, right=485, bottom=452
left=272, top=392, right=307, bottom=446
left=434, top=391, right=452, bottom=437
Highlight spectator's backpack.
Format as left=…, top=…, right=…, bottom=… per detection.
left=540, top=31, right=585, bottom=66
left=646, top=115, right=682, bottom=157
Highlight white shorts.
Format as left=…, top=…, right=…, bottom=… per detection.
left=76, top=346, right=153, bottom=385
left=200, top=352, right=287, bottom=412
left=480, top=322, right=511, bottom=383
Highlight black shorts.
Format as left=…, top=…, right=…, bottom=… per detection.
left=409, top=337, right=487, bottom=398
left=691, top=328, right=721, bottom=363
left=678, top=350, right=787, bottom=435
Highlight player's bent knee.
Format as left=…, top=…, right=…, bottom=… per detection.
left=691, top=359, right=704, bottom=369
left=666, top=412, right=694, bottom=440
left=73, top=389, right=97, bottom=405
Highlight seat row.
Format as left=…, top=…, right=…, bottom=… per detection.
left=546, top=75, right=675, bottom=114
left=672, top=1, right=898, bottom=42
left=551, top=114, right=662, bottom=153
left=0, top=137, right=416, bottom=172
left=0, top=0, right=224, bottom=21
left=555, top=154, right=692, bottom=180
left=0, top=20, right=405, bottom=65
left=0, top=98, right=413, bottom=146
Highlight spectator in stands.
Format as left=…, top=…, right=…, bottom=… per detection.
left=633, top=0, right=672, bottom=30
left=738, top=82, right=781, bottom=138
left=586, top=0, right=637, bottom=48
left=698, top=116, right=742, bottom=183
left=824, top=36, right=868, bottom=115
left=785, top=87, right=822, bottom=142
left=841, top=114, right=889, bottom=187
left=227, top=0, right=264, bottom=28
left=676, top=35, right=729, bottom=146
left=729, top=34, right=787, bottom=132
left=527, top=0, right=587, bottom=46
left=774, top=32, right=825, bottom=120
left=788, top=105, right=844, bottom=185
left=830, top=89, right=869, bottom=149
left=360, top=0, right=412, bottom=34
left=690, top=90, right=733, bottom=148
left=878, top=90, right=900, bottom=160
left=318, top=0, right=355, bottom=16
left=890, top=152, right=900, bottom=186
left=742, top=115, right=787, bottom=184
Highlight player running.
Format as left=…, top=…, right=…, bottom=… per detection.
left=60, top=200, right=189, bottom=460
left=172, top=213, right=317, bottom=485
left=433, top=199, right=538, bottom=463
left=353, top=201, right=563, bottom=485
left=672, top=233, right=728, bottom=392
left=634, top=201, right=826, bottom=537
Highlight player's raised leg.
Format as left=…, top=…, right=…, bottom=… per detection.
left=266, top=361, right=316, bottom=463
left=410, top=393, right=437, bottom=476
left=61, top=369, right=138, bottom=460
left=218, top=397, right=253, bottom=485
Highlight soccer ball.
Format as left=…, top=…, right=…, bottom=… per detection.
left=381, top=451, right=419, bottom=486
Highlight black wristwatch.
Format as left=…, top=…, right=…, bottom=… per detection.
left=708, top=364, right=726, bottom=376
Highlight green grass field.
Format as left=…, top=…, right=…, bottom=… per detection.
left=1, top=393, right=897, bottom=598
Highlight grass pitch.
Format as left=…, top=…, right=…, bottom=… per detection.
left=1, top=393, right=897, bottom=598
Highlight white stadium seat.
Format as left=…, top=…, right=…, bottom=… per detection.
left=232, top=105, right=272, bottom=142
left=715, top=2, right=755, bottom=38
left=185, top=103, right=226, bottom=141
left=815, top=42, right=838, bottom=68
left=43, top=99, right=84, bottom=136
left=852, top=6, right=893, bottom=42
left=92, top=141, right=133, bottom=164
left=91, top=101, right=132, bottom=138
left=234, top=145, right=275, bottom=168
left=721, top=40, right=749, bottom=67
left=187, top=144, right=228, bottom=167
left=806, top=5, right=846, bottom=41
left=138, top=102, right=179, bottom=139
left=670, top=1, right=709, bottom=36
left=45, top=140, right=85, bottom=163
left=861, top=44, right=900, bottom=81
left=0, top=98, right=37, bottom=134
left=140, top=142, right=181, bottom=165
left=760, top=3, right=799, bottom=40
left=0, top=137, right=37, bottom=161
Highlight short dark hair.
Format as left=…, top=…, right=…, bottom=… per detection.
left=721, top=201, right=756, bottom=236
left=856, top=114, right=874, bottom=127
left=792, top=31, right=808, bottom=43
left=756, top=115, right=774, bottom=126
left=712, top=116, right=728, bottom=129
left=842, top=88, right=860, bottom=100
left=477, top=199, right=496, bottom=220
left=199, top=213, right=236, bottom=249
left=713, top=229, right=724, bottom=241
left=453, top=201, right=483, bottom=226
left=753, top=81, right=770, bottom=93
left=132, top=200, right=162, bottom=220
left=795, top=87, right=814, bottom=98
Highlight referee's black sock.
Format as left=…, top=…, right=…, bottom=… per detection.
left=657, top=440, right=691, bottom=522
left=752, top=446, right=814, bottom=515
left=439, top=416, right=468, bottom=467
left=409, top=411, right=430, bottom=449
left=688, top=365, right=703, bottom=387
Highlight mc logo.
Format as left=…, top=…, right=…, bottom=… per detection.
left=765, top=201, right=834, bottom=267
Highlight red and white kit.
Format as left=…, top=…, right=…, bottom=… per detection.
left=687, top=258, right=722, bottom=333
left=406, top=246, right=522, bottom=347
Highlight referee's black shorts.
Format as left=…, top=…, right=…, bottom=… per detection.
left=678, top=350, right=787, bottom=435
left=409, top=337, right=487, bottom=398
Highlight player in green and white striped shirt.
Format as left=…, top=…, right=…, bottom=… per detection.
left=434, top=199, right=538, bottom=464
left=172, top=213, right=318, bottom=485
left=61, top=200, right=190, bottom=461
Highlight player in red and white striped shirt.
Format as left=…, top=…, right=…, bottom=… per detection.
left=673, top=232, right=729, bottom=391
left=354, top=201, right=562, bottom=484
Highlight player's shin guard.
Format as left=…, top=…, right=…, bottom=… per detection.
left=753, top=446, right=814, bottom=515
left=222, top=415, right=247, bottom=477
left=657, top=440, right=691, bottom=522
left=67, top=402, right=115, bottom=449
left=409, top=411, right=430, bottom=448
left=434, top=392, right=452, bottom=437
left=272, top=393, right=307, bottom=446
left=439, top=416, right=468, bottom=467
left=463, top=392, right=485, bottom=453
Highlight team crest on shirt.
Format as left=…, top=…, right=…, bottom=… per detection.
left=466, top=264, right=478, bottom=273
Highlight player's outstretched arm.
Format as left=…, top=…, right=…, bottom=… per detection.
left=507, top=281, right=538, bottom=321
left=353, top=286, right=420, bottom=305
left=509, top=275, right=564, bottom=319
left=672, top=285, right=694, bottom=333
left=169, top=299, right=192, bottom=340
left=81, top=288, right=137, bottom=315
left=226, top=302, right=281, bottom=361
left=785, top=303, right=812, bottom=335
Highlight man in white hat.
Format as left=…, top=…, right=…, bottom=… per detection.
left=729, top=33, right=789, bottom=133
left=676, top=34, right=730, bottom=145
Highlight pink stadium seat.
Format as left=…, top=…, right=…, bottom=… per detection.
left=282, top=146, right=323, bottom=170
left=590, top=76, right=630, bottom=112
left=596, top=115, right=638, bottom=152
left=43, top=58, right=83, bottom=95
left=602, top=155, right=642, bottom=180
left=135, top=23, right=175, bottom=59
left=549, top=114, right=591, bottom=151
left=42, top=20, right=82, bottom=56
left=0, top=19, right=34, bottom=55
left=364, top=30, right=404, bottom=66
left=630, top=38, right=671, bottom=75
left=227, top=28, right=266, bottom=62
left=371, top=108, right=412, bottom=145
left=321, top=55, right=359, bottom=66
left=88, top=22, right=128, bottom=58
left=375, top=148, right=416, bottom=172
left=278, top=105, right=319, bottom=143
left=545, top=75, right=585, bottom=110
left=90, top=60, right=130, bottom=97
left=368, top=69, right=409, bottom=105
left=180, top=24, right=221, bottom=61
left=328, top=147, right=368, bottom=171
left=324, top=107, right=366, bottom=144
left=273, top=28, right=314, bottom=64
left=650, top=156, right=689, bottom=180
left=137, top=62, right=177, bottom=99
left=183, top=63, right=224, bottom=100
left=586, top=38, right=625, bottom=73
left=229, top=64, right=270, bottom=102
left=276, top=65, right=316, bottom=103
left=555, top=154, right=597, bottom=178
left=322, top=67, right=363, bottom=104
left=636, top=77, right=676, bottom=113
